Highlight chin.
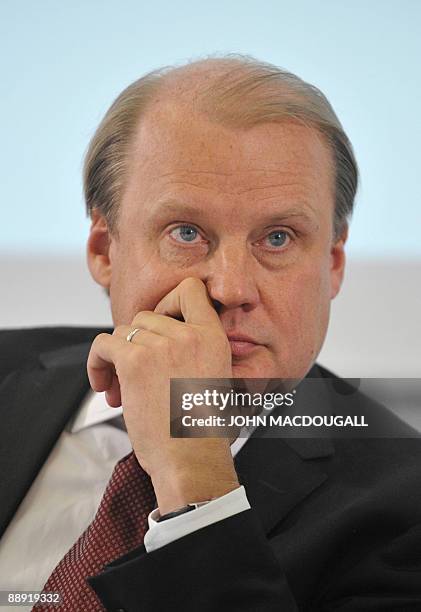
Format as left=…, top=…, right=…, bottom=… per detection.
left=231, top=358, right=274, bottom=379
left=231, top=351, right=314, bottom=382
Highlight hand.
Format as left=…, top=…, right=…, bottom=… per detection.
left=87, top=277, right=240, bottom=513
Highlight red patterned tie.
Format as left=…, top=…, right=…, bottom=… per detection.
left=33, top=451, right=156, bottom=611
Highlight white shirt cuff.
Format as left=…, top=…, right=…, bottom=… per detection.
left=143, top=485, right=250, bottom=553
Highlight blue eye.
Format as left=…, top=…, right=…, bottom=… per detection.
left=267, top=230, right=289, bottom=248
left=171, top=225, right=199, bottom=243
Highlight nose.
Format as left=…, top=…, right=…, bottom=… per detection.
left=202, top=242, right=260, bottom=312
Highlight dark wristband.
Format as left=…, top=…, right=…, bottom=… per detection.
left=157, top=505, right=196, bottom=522
left=157, top=501, right=210, bottom=522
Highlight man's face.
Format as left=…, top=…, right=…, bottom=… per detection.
left=88, top=103, right=346, bottom=380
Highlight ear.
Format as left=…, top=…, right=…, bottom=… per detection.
left=330, top=224, right=348, bottom=300
left=87, top=210, right=113, bottom=289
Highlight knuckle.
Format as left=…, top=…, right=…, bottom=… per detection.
left=181, top=276, right=202, bottom=290
left=112, top=326, right=126, bottom=337
left=95, top=332, right=110, bottom=341
left=154, top=334, right=170, bottom=351
left=132, top=310, right=152, bottom=324
left=92, top=332, right=110, bottom=347
left=180, top=326, right=198, bottom=345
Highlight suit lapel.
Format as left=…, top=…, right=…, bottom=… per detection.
left=233, top=366, right=334, bottom=535
left=0, top=342, right=92, bottom=538
left=234, top=436, right=332, bottom=535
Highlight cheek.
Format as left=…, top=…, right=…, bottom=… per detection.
left=158, top=239, right=207, bottom=268
left=267, top=262, right=331, bottom=351
left=295, top=267, right=331, bottom=337
left=109, top=245, right=193, bottom=325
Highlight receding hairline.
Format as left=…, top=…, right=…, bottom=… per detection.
left=123, top=58, right=337, bottom=195
left=128, top=56, right=331, bottom=125
left=83, top=54, right=358, bottom=239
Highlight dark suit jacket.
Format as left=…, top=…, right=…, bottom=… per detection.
left=1, top=327, right=421, bottom=611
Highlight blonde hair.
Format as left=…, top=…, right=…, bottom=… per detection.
left=84, top=55, right=358, bottom=238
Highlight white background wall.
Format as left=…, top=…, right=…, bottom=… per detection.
left=1, top=1, right=420, bottom=393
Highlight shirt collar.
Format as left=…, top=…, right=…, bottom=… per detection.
left=66, top=391, right=123, bottom=433
left=65, top=391, right=255, bottom=456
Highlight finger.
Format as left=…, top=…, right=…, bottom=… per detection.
left=105, top=372, right=122, bottom=408
left=87, top=333, right=127, bottom=392
left=113, top=325, right=171, bottom=346
left=123, top=313, right=192, bottom=341
left=154, top=277, right=222, bottom=328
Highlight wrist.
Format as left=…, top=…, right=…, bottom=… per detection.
left=151, top=464, right=240, bottom=515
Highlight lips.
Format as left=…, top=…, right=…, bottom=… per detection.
left=226, top=334, right=262, bottom=358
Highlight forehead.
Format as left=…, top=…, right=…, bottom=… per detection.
left=121, top=103, right=334, bottom=222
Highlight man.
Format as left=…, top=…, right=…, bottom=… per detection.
left=1, top=56, right=420, bottom=611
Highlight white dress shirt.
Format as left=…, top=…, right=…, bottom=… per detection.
left=0, top=391, right=251, bottom=610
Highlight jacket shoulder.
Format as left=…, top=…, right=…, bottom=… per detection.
left=0, top=326, right=111, bottom=378
left=316, top=363, right=420, bottom=438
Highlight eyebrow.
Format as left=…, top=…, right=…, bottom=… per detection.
left=149, top=200, right=320, bottom=229
left=150, top=201, right=213, bottom=221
